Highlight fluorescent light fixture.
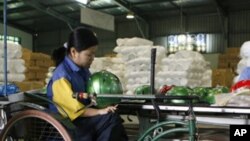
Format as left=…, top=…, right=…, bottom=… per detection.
left=177, top=34, right=186, bottom=44
left=76, top=0, right=89, bottom=4
left=167, top=33, right=207, bottom=53
left=126, top=12, right=134, bottom=19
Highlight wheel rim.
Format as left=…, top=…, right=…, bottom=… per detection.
left=0, top=110, right=71, bottom=141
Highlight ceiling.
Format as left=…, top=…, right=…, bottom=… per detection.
left=1, top=0, right=250, bottom=34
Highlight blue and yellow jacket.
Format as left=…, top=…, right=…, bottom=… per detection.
left=47, top=56, right=90, bottom=120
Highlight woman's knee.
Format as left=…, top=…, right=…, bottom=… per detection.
left=106, top=112, right=124, bottom=124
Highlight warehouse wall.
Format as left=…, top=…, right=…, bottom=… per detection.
left=0, top=23, right=32, bottom=49
left=148, top=14, right=224, bottom=53
left=34, top=28, right=70, bottom=55
left=151, top=36, right=220, bottom=68
left=202, top=53, right=220, bottom=69
left=146, top=14, right=222, bottom=35
left=148, top=10, right=250, bottom=52
left=148, top=14, right=222, bottom=36
left=34, top=27, right=116, bottom=57
left=151, top=33, right=224, bottom=53
left=34, top=10, right=250, bottom=56
left=229, top=10, right=250, bottom=47
left=92, top=27, right=116, bottom=57
left=116, top=20, right=148, bottom=39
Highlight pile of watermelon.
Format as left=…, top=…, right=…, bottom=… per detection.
left=158, top=85, right=229, bottom=104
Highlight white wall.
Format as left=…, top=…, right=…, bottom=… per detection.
left=0, top=23, right=32, bottom=49
left=203, top=53, right=219, bottom=69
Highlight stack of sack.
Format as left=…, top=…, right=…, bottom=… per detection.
left=113, top=37, right=167, bottom=94
left=12, top=48, right=55, bottom=92
left=90, top=57, right=107, bottom=73
left=157, top=50, right=212, bottom=88
left=234, top=41, right=250, bottom=83
left=0, top=41, right=26, bottom=82
left=105, top=57, right=125, bottom=85
left=90, top=57, right=125, bottom=86
left=91, top=37, right=212, bottom=94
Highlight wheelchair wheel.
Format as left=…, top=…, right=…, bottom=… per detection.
left=0, top=109, right=72, bottom=141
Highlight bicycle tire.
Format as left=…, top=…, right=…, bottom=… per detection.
left=0, top=109, right=72, bottom=141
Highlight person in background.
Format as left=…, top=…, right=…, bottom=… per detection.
left=47, top=27, right=128, bottom=141
left=238, top=67, right=250, bottom=82
left=237, top=41, right=250, bottom=82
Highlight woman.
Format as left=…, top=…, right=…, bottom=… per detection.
left=47, top=27, right=128, bottom=141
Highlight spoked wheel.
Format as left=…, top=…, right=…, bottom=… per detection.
left=0, top=109, right=72, bottom=141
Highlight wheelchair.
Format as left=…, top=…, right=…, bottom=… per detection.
left=0, top=92, right=199, bottom=141
left=0, top=92, right=76, bottom=141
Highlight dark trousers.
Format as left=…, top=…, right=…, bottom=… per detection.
left=72, top=113, right=128, bottom=141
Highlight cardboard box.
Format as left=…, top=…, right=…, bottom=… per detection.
left=226, top=47, right=240, bottom=54
left=24, top=60, right=35, bottom=67
left=24, top=72, right=36, bottom=80
left=27, top=66, right=47, bottom=73
left=30, top=53, right=51, bottom=60
left=212, top=69, right=234, bottom=87
left=218, top=61, right=230, bottom=68
left=218, top=54, right=228, bottom=61
left=21, top=48, right=32, bottom=60
left=36, top=72, right=46, bottom=80
left=35, top=60, right=54, bottom=68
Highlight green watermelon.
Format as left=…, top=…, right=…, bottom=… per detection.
left=87, top=70, right=122, bottom=108
left=166, top=86, right=192, bottom=104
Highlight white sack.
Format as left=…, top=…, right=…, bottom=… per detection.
left=0, top=41, right=22, bottom=59
left=0, top=59, right=26, bottom=73
left=240, top=41, right=250, bottom=58
left=0, top=73, right=25, bottom=82
left=116, top=37, right=153, bottom=46
left=236, top=58, right=250, bottom=74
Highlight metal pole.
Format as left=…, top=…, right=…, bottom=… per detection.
left=3, top=0, right=8, bottom=96
left=150, top=48, right=161, bottom=122
left=150, top=48, right=156, bottom=95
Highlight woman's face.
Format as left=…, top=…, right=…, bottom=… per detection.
left=70, top=45, right=97, bottom=68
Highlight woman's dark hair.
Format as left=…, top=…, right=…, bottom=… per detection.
left=67, top=27, right=98, bottom=53
left=52, top=27, right=98, bottom=66
left=52, top=46, right=66, bottom=66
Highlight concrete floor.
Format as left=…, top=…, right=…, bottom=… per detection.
left=125, top=126, right=229, bottom=141
left=122, top=115, right=229, bottom=141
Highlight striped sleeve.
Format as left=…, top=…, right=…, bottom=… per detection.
left=52, top=77, right=85, bottom=120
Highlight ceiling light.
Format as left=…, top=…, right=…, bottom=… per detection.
left=177, top=34, right=186, bottom=44
left=76, top=0, right=89, bottom=4
left=126, top=12, right=134, bottom=19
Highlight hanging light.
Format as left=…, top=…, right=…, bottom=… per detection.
left=187, top=44, right=193, bottom=51
left=177, top=34, right=186, bottom=44
left=126, top=11, right=134, bottom=19
left=75, top=0, right=89, bottom=4
left=187, top=34, right=195, bottom=44
left=196, top=34, right=206, bottom=52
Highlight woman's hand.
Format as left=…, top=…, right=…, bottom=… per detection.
left=98, top=105, right=118, bottom=115
left=82, top=105, right=118, bottom=117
